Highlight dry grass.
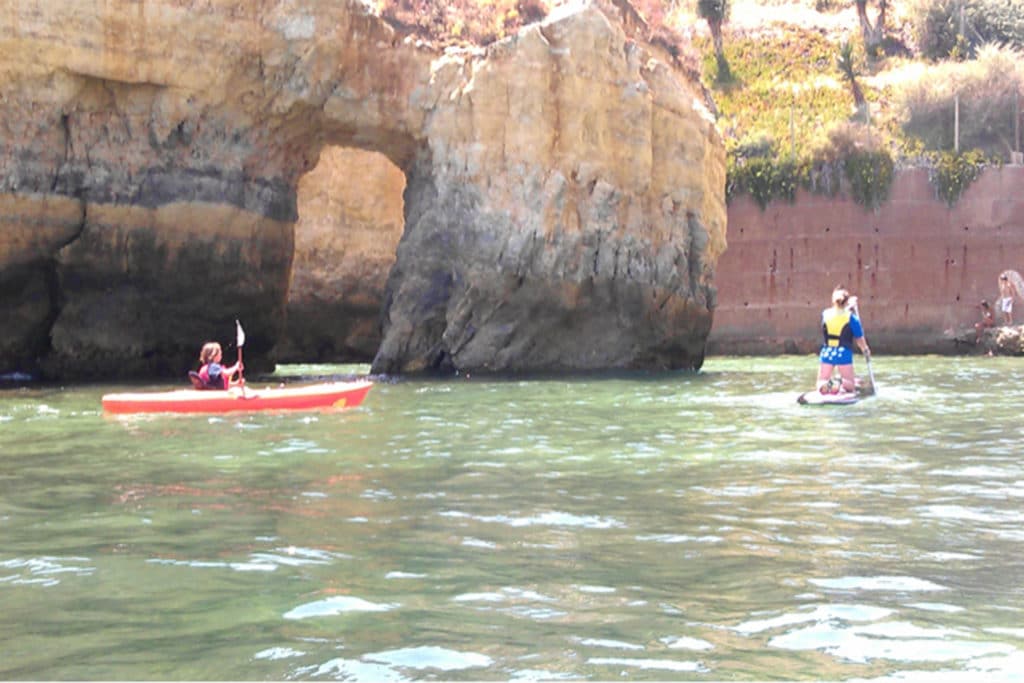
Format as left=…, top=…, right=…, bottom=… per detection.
left=895, top=44, right=1024, bottom=156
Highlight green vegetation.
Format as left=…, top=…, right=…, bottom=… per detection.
left=896, top=44, right=1024, bottom=160
left=930, top=149, right=986, bottom=206
left=911, top=0, right=1024, bottom=60
left=693, top=0, right=1024, bottom=209
left=727, top=120, right=895, bottom=209
left=844, top=147, right=894, bottom=208
left=373, top=0, right=1024, bottom=210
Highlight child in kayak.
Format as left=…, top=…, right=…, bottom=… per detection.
left=817, top=286, right=871, bottom=395
left=193, top=342, right=243, bottom=390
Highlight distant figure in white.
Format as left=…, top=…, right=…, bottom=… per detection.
left=997, top=270, right=1024, bottom=325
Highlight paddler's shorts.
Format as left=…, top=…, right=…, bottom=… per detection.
left=819, top=345, right=853, bottom=365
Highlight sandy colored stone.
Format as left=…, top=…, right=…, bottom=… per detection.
left=0, top=0, right=725, bottom=378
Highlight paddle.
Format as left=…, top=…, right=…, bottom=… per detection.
left=849, top=298, right=877, bottom=396
left=235, top=319, right=248, bottom=396
left=865, top=352, right=878, bottom=396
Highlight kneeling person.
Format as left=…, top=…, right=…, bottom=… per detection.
left=817, top=286, right=870, bottom=394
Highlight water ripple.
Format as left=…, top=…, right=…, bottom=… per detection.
left=0, top=556, right=94, bottom=587
left=283, top=595, right=399, bottom=620
left=350, top=646, right=493, bottom=674
left=736, top=604, right=893, bottom=635
left=576, top=637, right=645, bottom=651
left=769, top=621, right=1015, bottom=664
left=587, top=657, right=708, bottom=673
left=440, top=509, right=624, bottom=529
left=810, top=576, right=948, bottom=593
left=661, top=635, right=715, bottom=651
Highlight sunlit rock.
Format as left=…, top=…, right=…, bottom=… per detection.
left=0, top=0, right=725, bottom=378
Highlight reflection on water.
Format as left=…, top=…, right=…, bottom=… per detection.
left=1, top=357, right=1024, bottom=680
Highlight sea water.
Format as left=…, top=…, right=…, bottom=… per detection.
left=1, top=356, right=1022, bottom=680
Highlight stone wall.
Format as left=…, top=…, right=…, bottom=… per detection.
left=708, top=166, right=1024, bottom=355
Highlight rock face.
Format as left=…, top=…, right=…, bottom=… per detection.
left=0, top=0, right=725, bottom=379
left=373, top=5, right=725, bottom=374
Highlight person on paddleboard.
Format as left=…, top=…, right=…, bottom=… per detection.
left=817, top=286, right=870, bottom=395
left=193, top=342, right=243, bottom=390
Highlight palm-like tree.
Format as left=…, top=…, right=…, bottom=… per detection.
left=697, top=0, right=729, bottom=62
left=837, top=40, right=867, bottom=116
left=854, top=0, right=888, bottom=55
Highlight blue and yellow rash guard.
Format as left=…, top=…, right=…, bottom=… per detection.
left=819, top=307, right=863, bottom=365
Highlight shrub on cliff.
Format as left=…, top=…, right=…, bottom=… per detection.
left=374, top=0, right=698, bottom=65
left=929, top=149, right=986, bottom=207
left=725, top=120, right=898, bottom=210
left=376, top=0, right=549, bottom=45
left=806, top=121, right=888, bottom=198
left=895, top=44, right=1024, bottom=160
left=726, top=133, right=805, bottom=208
left=843, top=145, right=895, bottom=209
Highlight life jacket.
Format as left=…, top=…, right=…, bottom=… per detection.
left=822, top=307, right=854, bottom=348
left=197, top=363, right=227, bottom=390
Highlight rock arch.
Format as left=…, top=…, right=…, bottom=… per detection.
left=279, top=147, right=404, bottom=363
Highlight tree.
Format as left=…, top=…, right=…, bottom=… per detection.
left=837, top=40, right=867, bottom=117
left=854, top=0, right=888, bottom=56
left=697, top=0, right=729, bottom=61
left=697, top=0, right=730, bottom=80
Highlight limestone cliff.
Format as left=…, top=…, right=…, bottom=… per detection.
left=0, top=0, right=725, bottom=379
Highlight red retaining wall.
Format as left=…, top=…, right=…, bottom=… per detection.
left=707, top=166, right=1024, bottom=354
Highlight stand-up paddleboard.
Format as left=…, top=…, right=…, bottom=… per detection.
left=797, top=380, right=874, bottom=405
left=797, top=389, right=861, bottom=405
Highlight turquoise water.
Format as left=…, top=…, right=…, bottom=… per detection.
left=1, top=357, right=1023, bottom=680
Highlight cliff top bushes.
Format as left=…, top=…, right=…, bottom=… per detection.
left=690, top=0, right=1024, bottom=207
left=373, top=0, right=694, bottom=53
left=896, top=44, right=1024, bottom=159
left=909, top=0, right=1024, bottom=60
left=373, top=0, right=550, bottom=46
left=728, top=121, right=894, bottom=209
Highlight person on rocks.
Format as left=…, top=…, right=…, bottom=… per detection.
left=975, top=299, right=996, bottom=343
left=817, top=285, right=870, bottom=395
left=191, top=342, right=243, bottom=390
left=998, top=273, right=1017, bottom=325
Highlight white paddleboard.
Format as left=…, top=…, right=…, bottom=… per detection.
left=797, top=390, right=861, bottom=405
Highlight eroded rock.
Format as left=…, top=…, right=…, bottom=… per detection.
left=0, top=0, right=725, bottom=378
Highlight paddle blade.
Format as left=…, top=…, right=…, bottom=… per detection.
left=236, top=320, right=246, bottom=348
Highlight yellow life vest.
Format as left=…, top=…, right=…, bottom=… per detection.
left=822, top=308, right=853, bottom=347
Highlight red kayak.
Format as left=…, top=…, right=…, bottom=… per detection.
left=102, top=380, right=373, bottom=415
